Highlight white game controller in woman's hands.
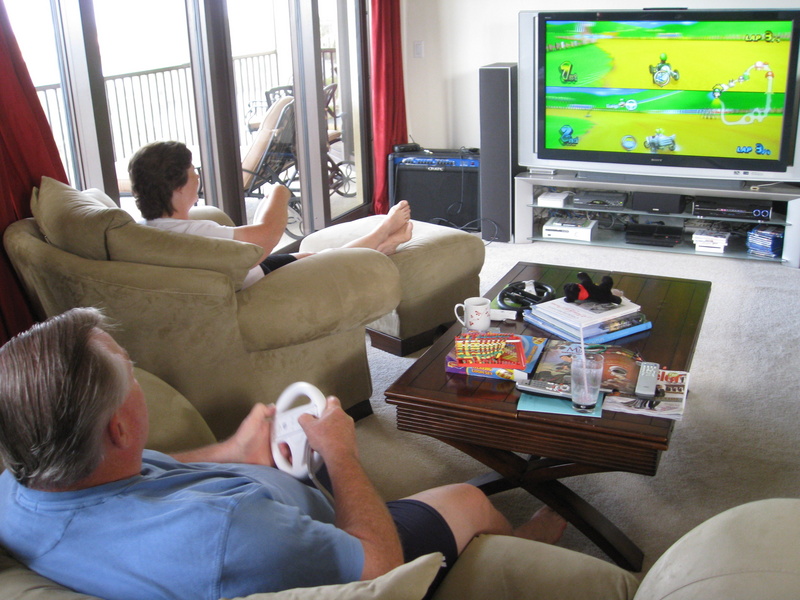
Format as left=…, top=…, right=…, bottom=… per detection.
left=271, top=382, right=327, bottom=479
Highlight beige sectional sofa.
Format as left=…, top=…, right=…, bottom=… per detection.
left=2, top=369, right=797, bottom=600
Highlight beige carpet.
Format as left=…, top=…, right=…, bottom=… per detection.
left=355, top=237, right=800, bottom=578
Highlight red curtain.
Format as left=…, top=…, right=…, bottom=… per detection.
left=370, top=0, right=408, bottom=215
left=0, top=0, right=68, bottom=344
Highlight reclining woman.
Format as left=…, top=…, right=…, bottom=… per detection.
left=128, top=141, right=413, bottom=289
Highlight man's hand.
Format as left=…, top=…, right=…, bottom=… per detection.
left=225, top=403, right=277, bottom=466
left=297, top=396, right=358, bottom=463
left=171, top=403, right=276, bottom=466
left=299, top=396, right=403, bottom=580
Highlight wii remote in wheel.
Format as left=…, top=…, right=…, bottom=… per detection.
left=271, top=382, right=327, bottom=479
left=635, top=362, right=660, bottom=399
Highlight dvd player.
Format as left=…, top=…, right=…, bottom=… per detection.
left=693, top=197, right=772, bottom=220
left=625, top=224, right=684, bottom=247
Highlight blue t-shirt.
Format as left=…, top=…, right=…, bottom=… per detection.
left=0, top=450, right=363, bottom=600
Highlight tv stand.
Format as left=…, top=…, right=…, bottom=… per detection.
left=514, top=171, right=800, bottom=267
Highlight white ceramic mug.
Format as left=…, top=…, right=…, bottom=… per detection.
left=454, top=297, right=491, bottom=332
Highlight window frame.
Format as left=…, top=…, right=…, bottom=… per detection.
left=47, top=0, right=374, bottom=226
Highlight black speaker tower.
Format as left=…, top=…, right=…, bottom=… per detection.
left=479, top=63, right=524, bottom=242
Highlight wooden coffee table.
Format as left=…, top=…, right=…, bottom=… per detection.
left=385, top=262, right=710, bottom=571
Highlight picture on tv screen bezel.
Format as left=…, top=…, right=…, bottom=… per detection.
left=536, top=10, right=800, bottom=174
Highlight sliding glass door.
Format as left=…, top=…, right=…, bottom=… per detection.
left=229, top=0, right=372, bottom=242
left=318, top=0, right=368, bottom=221
left=93, top=0, right=197, bottom=209
left=7, top=0, right=372, bottom=238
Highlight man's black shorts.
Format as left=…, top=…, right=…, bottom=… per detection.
left=386, top=499, right=458, bottom=593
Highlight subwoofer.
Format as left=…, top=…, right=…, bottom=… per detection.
left=387, top=150, right=480, bottom=230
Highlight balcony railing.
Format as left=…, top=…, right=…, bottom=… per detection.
left=36, top=49, right=337, bottom=182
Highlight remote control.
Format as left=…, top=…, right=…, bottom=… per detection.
left=635, top=362, right=660, bottom=399
left=516, top=378, right=571, bottom=398
left=271, top=382, right=327, bottom=479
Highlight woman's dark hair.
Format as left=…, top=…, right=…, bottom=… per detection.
left=128, top=141, right=193, bottom=220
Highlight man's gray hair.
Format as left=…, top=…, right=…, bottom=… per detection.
left=0, top=307, right=130, bottom=489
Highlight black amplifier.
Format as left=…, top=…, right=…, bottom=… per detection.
left=692, top=197, right=772, bottom=220
left=388, top=149, right=480, bottom=230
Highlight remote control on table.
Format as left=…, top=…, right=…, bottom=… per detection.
left=635, top=362, right=660, bottom=399
left=516, top=378, right=570, bottom=397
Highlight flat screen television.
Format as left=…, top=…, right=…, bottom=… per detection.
left=518, top=8, right=800, bottom=185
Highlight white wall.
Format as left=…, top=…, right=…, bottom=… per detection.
left=401, top=0, right=799, bottom=150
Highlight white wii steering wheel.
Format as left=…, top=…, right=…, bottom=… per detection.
left=271, top=382, right=327, bottom=479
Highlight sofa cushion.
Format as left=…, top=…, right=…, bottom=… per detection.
left=106, top=222, right=261, bottom=287
left=31, top=176, right=128, bottom=260
left=137, top=367, right=217, bottom=453
left=634, top=498, right=800, bottom=600
left=430, top=534, right=639, bottom=600
left=31, top=177, right=262, bottom=287
left=225, top=553, right=442, bottom=600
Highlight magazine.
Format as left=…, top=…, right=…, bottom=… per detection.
left=532, top=295, right=641, bottom=328
left=602, top=370, right=689, bottom=420
left=445, top=335, right=548, bottom=382
left=524, top=339, right=643, bottom=398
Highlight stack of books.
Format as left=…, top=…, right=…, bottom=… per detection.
left=523, top=295, right=651, bottom=344
left=747, top=224, right=784, bottom=259
left=692, top=229, right=730, bottom=254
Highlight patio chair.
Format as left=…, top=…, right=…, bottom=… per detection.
left=241, top=95, right=297, bottom=197
left=265, top=84, right=294, bottom=107
left=243, top=93, right=355, bottom=229
left=323, top=82, right=338, bottom=130
left=241, top=96, right=303, bottom=238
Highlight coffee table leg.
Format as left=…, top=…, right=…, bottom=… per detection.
left=522, top=479, right=643, bottom=572
left=452, top=440, right=644, bottom=571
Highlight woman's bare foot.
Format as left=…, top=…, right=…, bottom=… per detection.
left=512, top=506, right=567, bottom=545
left=340, top=201, right=412, bottom=254
left=386, top=200, right=411, bottom=229
left=374, top=200, right=411, bottom=239
left=377, top=221, right=413, bottom=255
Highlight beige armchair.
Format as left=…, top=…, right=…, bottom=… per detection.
left=3, top=177, right=401, bottom=438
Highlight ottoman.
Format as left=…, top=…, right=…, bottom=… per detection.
left=302, top=217, right=486, bottom=355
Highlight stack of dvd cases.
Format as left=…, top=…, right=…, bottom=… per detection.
left=747, top=225, right=784, bottom=259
